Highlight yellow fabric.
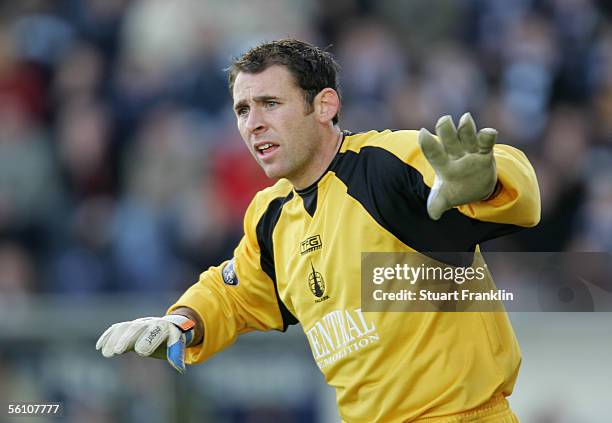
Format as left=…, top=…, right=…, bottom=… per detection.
left=342, top=394, right=520, bottom=422
left=168, top=130, right=540, bottom=422
left=405, top=394, right=518, bottom=423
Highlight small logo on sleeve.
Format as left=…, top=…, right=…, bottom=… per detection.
left=222, top=259, right=239, bottom=286
left=301, top=235, right=322, bottom=255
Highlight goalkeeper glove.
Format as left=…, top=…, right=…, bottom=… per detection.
left=96, top=315, right=195, bottom=374
left=418, top=113, right=499, bottom=220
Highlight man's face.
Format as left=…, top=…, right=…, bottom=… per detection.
left=232, top=65, right=325, bottom=186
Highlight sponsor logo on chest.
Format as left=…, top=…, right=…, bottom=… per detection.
left=305, top=308, right=380, bottom=369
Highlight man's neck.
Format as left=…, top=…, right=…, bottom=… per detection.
left=291, top=128, right=343, bottom=190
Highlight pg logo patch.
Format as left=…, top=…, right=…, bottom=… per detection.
left=300, top=235, right=322, bottom=255
left=222, top=259, right=239, bottom=286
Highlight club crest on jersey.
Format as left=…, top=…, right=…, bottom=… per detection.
left=300, top=235, right=322, bottom=255
left=222, top=259, right=239, bottom=286
left=308, top=261, right=329, bottom=303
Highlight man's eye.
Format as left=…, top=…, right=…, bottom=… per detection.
left=237, top=107, right=248, bottom=116
left=265, top=101, right=278, bottom=108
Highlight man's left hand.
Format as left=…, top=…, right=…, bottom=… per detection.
left=418, top=113, right=498, bottom=220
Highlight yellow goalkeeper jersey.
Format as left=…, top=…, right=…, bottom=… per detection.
left=168, top=129, right=540, bottom=422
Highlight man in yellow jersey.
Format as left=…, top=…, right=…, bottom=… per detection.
left=96, top=39, right=540, bottom=422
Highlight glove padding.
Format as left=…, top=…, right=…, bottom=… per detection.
left=418, top=113, right=498, bottom=220
left=96, top=315, right=195, bottom=374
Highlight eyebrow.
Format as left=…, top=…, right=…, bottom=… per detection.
left=233, top=95, right=281, bottom=112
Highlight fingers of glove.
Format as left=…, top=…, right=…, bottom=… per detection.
left=100, top=322, right=132, bottom=358
left=457, top=112, right=478, bottom=153
left=96, top=325, right=115, bottom=351
left=419, top=128, right=448, bottom=168
left=426, top=188, right=450, bottom=221
left=477, top=128, right=497, bottom=154
left=113, top=321, right=150, bottom=355
left=166, top=328, right=187, bottom=374
left=435, top=115, right=463, bottom=158
left=134, top=322, right=169, bottom=357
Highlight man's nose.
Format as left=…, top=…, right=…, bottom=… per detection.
left=245, top=108, right=266, bottom=133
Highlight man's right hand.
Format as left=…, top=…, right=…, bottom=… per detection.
left=95, top=315, right=195, bottom=374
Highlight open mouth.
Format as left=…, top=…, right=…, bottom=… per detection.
left=255, top=142, right=279, bottom=156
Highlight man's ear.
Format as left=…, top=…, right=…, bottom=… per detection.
left=314, top=88, right=340, bottom=124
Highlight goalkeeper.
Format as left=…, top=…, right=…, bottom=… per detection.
left=97, top=39, right=540, bottom=422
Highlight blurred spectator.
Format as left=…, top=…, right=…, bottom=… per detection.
left=499, top=14, right=559, bottom=143
left=10, top=2, right=74, bottom=69
left=56, top=98, right=115, bottom=201
left=492, top=106, right=590, bottom=251
left=335, top=19, right=406, bottom=131
left=418, top=42, right=488, bottom=124
left=572, top=149, right=612, bottom=250
left=52, top=196, right=115, bottom=295
left=549, top=0, right=601, bottom=103
left=591, top=28, right=612, bottom=144
left=0, top=27, right=47, bottom=121
left=0, top=24, right=63, bottom=257
left=111, top=105, right=213, bottom=291
left=51, top=41, right=105, bottom=105
left=61, top=0, right=127, bottom=59
left=0, top=242, right=36, bottom=297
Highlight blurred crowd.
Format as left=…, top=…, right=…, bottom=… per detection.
left=0, top=0, right=611, bottom=300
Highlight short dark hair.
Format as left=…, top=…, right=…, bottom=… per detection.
left=227, top=39, right=342, bottom=125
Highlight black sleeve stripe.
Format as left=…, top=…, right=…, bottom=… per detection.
left=255, top=192, right=299, bottom=330
left=332, top=146, right=523, bottom=261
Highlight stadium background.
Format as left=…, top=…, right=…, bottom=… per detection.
left=0, top=0, right=610, bottom=422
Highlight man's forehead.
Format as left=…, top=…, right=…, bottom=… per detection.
left=232, top=65, right=297, bottom=101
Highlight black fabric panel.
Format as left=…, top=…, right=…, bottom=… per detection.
left=297, top=186, right=318, bottom=217
left=332, top=147, right=523, bottom=264
left=255, top=192, right=299, bottom=330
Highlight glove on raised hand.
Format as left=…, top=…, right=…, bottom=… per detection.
left=418, top=113, right=498, bottom=220
left=96, top=315, right=195, bottom=374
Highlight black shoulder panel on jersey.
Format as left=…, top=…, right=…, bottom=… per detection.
left=332, top=146, right=523, bottom=260
left=255, top=192, right=299, bottom=330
